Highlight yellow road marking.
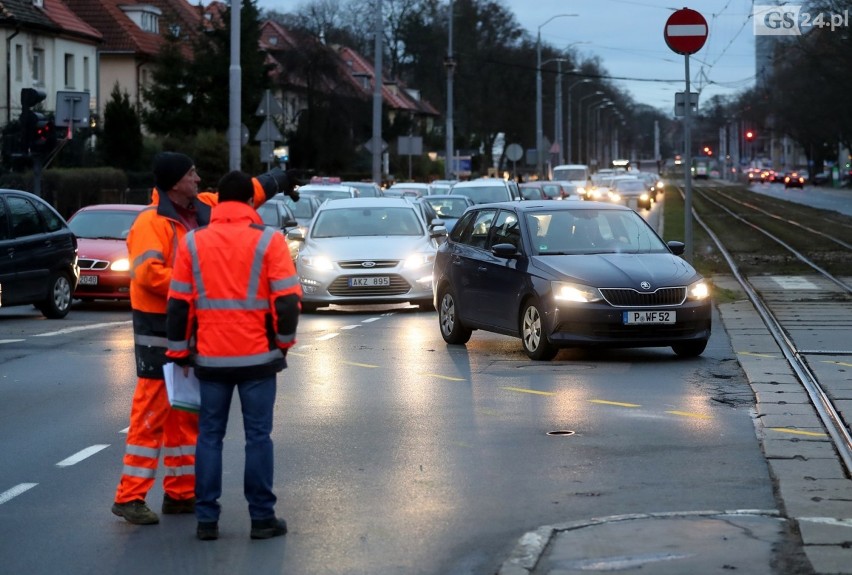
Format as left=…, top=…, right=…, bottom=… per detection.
left=500, top=386, right=556, bottom=396
left=666, top=410, right=711, bottom=419
left=822, top=360, right=852, bottom=367
left=423, top=373, right=467, bottom=381
left=737, top=351, right=777, bottom=358
left=589, top=399, right=641, bottom=408
left=341, top=361, right=379, bottom=368
left=768, top=427, right=827, bottom=437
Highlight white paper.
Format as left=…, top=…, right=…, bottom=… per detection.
left=164, top=362, right=201, bottom=413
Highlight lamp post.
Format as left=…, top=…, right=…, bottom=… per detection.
left=444, top=0, right=455, bottom=180
left=577, top=91, right=603, bottom=165
left=566, top=78, right=591, bottom=164
left=541, top=57, right=572, bottom=168
left=536, top=13, right=577, bottom=177
left=592, top=102, right=614, bottom=168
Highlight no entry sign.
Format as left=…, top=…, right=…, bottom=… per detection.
left=664, top=8, right=708, bottom=55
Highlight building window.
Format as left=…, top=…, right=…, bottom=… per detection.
left=65, top=54, right=75, bottom=88
left=32, top=49, right=45, bottom=85
left=15, top=45, right=22, bottom=81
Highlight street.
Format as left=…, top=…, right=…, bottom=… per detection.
left=0, top=299, right=776, bottom=575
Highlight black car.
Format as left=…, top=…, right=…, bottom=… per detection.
left=0, top=189, right=80, bottom=318
left=783, top=172, right=805, bottom=189
left=432, top=201, right=712, bottom=360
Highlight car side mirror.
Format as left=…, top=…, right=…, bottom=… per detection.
left=283, top=218, right=299, bottom=228
left=667, top=240, right=685, bottom=255
left=492, top=243, right=519, bottom=258
left=287, top=228, right=305, bottom=242
left=429, top=224, right=448, bottom=238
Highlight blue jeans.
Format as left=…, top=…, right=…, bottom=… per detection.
left=195, top=375, right=278, bottom=523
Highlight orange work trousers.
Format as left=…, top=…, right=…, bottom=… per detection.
left=114, top=376, right=198, bottom=504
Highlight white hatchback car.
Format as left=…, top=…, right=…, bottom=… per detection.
left=288, top=198, right=448, bottom=312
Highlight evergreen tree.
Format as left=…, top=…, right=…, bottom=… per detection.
left=102, top=83, right=144, bottom=170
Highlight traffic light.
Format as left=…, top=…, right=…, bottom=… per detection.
left=745, top=130, right=755, bottom=142
left=19, top=88, right=56, bottom=157
left=702, top=146, right=712, bottom=156
left=32, top=116, right=57, bottom=155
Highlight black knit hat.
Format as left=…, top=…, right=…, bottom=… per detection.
left=153, top=152, right=194, bottom=191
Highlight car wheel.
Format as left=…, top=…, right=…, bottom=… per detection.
left=672, top=339, right=708, bottom=357
left=37, top=272, right=73, bottom=319
left=438, top=287, right=472, bottom=344
left=300, top=302, right=319, bottom=313
left=520, top=299, right=558, bottom=361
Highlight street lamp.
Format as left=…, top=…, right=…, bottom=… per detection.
left=536, top=13, right=577, bottom=177
left=541, top=57, right=573, bottom=168
left=444, top=0, right=455, bottom=180
left=592, top=102, right=614, bottom=167
left=577, top=91, right=604, bottom=165
left=566, top=78, right=591, bottom=164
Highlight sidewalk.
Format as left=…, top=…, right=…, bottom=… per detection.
left=497, top=275, right=852, bottom=575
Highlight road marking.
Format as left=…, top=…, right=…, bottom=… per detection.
left=0, top=339, right=26, bottom=344
left=316, top=333, right=339, bottom=341
left=423, top=373, right=467, bottom=381
left=341, top=361, right=379, bottom=368
left=120, top=427, right=129, bottom=434
left=767, top=427, right=827, bottom=437
left=56, top=444, right=111, bottom=467
left=34, top=321, right=131, bottom=337
left=589, top=399, right=641, bottom=408
left=823, top=360, right=852, bottom=367
left=341, top=325, right=361, bottom=330
left=770, top=276, right=820, bottom=290
left=0, top=483, right=38, bottom=505
left=666, top=410, right=711, bottom=419
left=362, top=317, right=382, bottom=323
left=500, top=386, right=555, bottom=396
left=738, top=351, right=777, bottom=358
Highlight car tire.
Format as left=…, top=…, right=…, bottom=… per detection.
left=37, top=272, right=73, bottom=319
left=300, top=302, right=319, bottom=313
left=438, top=287, right=472, bottom=344
left=671, top=339, right=708, bottom=357
left=520, top=299, right=558, bottom=361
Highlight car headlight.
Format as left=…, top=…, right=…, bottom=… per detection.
left=552, top=281, right=602, bottom=303
left=301, top=255, right=333, bottom=271
left=110, top=258, right=130, bottom=272
left=404, top=253, right=434, bottom=269
left=687, top=280, right=710, bottom=300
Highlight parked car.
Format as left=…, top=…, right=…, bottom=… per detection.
left=67, top=203, right=145, bottom=301
left=448, top=178, right=520, bottom=204
left=288, top=198, right=447, bottom=312
left=783, top=172, right=805, bottom=189
left=0, top=189, right=79, bottom=317
left=297, top=184, right=360, bottom=203
left=432, top=201, right=711, bottom=360
left=342, top=181, right=383, bottom=197
left=418, top=194, right=474, bottom=232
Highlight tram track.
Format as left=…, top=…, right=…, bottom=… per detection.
left=674, top=181, right=852, bottom=476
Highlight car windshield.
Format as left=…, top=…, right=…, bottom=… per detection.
left=300, top=189, right=352, bottom=202
left=615, top=180, right=647, bottom=192
left=452, top=185, right=510, bottom=204
left=311, top=207, right=424, bottom=238
left=283, top=197, right=315, bottom=218
left=527, top=209, right=668, bottom=255
left=68, top=210, right=141, bottom=239
left=552, top=168, right=586, bottom=181
left=424, top=198, right=469, bottom=218
left=540, top=184, right=563, bottom=199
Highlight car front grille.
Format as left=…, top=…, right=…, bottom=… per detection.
left=600, top=287, right=686, bottom=307
left=78, top=258, right=110, bottom=271
left=338, top=259, right=400, bottom=269
left=328, top=275, right=412, bottom=296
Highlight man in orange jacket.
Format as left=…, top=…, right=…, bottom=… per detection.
left=111, top=152, right=299, bottom=525
left=166, top=170, right=301, bottom=540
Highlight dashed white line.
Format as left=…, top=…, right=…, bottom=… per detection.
left=316, top=333, right=339, bottom=341
left=34, top=321, right=131, bottom=337
left=56, top=444, right=111, bottom=467
left=0, top=483, right=38, bottom=505
left=0, top=339, right=26, bottom=344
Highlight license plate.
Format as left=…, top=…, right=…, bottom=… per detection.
left=78, top=275, right=98, bottom=285
left=349, top=276, right=390, bottom=287
left=623, top=310, right=675, bottom=324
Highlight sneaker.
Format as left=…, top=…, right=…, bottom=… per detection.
left=112, top=500, right=159, bottom=525
left=197, top=521, right=219, bottom=541
left=162, top=494, right=195, bottom=514
left=250, top=517, right=287, bottom=540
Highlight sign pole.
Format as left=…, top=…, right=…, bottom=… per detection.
left=683, top=53, right=693, bottom=263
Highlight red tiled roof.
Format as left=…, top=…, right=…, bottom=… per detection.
left=44, top=0, right=101, bottom=41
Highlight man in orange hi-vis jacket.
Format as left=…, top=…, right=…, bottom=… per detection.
left=111, top=152, right=300, bottom=526
left=166, top=170, right=301, bottom=541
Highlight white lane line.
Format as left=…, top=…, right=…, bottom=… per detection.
left=362, top=318, right=382, bottom=323
left=56, top=444, right=111, bottom=467
left=0, top=483, right=38, bottom=505
left=316, top=333, right=339, bottom=341
left=120, top=426, right=129, bottom=434
left=341, top=325, right=361, bottom=330
left=0, top=339, right=26, bottom=344
left=34, top=321, right=132, bottom=337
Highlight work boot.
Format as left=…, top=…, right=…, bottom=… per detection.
left=112, top=500, right=159, bottom=525
left=197, top=521, right=219, bottom=541
left=250, top=517, right=287, bottom=540
left=162, top=494, right=196, bottom=514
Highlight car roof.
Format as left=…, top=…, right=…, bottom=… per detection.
left=298, top=184, right=356, bottom=192
left=317, top=197, right=415, bottom=210
left=421, top=194, right=472, bottom=200
left=452, top=178, right=509, bottom=188
left=72, top=203, right=147, bottom=212
left=468, top=200, right=632, bottom=213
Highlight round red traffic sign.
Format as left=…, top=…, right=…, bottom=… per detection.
left=664, top=8, right=708, bottom=55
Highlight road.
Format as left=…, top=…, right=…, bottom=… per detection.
left=0, top=295, right=777, bottom=575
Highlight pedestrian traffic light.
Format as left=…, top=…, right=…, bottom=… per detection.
left=20, top=88, right=48, bottom=155
left=31, top=116, right=57, bottom=155
left=745, top=130, right=755, bottom=142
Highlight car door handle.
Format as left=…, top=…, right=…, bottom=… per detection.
left=477, top=266, right=488, bottom=272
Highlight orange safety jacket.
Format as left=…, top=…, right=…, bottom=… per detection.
left=129, top=179, right=273, bottom=379
left=165, top=201, right=301, bottom=381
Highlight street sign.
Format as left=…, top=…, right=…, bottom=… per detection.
left=674, top=91, right=699, bottom=116
left=664, top=8, right=708, bottom=55
left=254, top=117, right=283, bottom=142
left=505, top=143, right=523, bottom=162
left=363, top=137, right=388, bottom=154
left=255, top=89, right=283, bottom=117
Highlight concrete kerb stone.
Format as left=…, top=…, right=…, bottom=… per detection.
left=495, top=510, right=782, bottom=575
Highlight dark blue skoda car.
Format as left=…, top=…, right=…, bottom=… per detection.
left=432, top=201, right=711, bottom=360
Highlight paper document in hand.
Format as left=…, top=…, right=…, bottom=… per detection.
left=164, top=362, right=201, bottom=413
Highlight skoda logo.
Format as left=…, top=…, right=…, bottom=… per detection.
left=640, top=281, right=652, bottom=291
left=362, top=261, right=376, bottom=268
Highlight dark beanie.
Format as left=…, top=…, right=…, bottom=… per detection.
left=217, top=170, right=254, bottom=203
left=153, top=152, right=194, bottom=191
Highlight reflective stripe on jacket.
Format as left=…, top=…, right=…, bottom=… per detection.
left=165, top=201, right=301, bottom=382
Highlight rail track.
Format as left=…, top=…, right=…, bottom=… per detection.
left=675, top=179, right=852, bottom=475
